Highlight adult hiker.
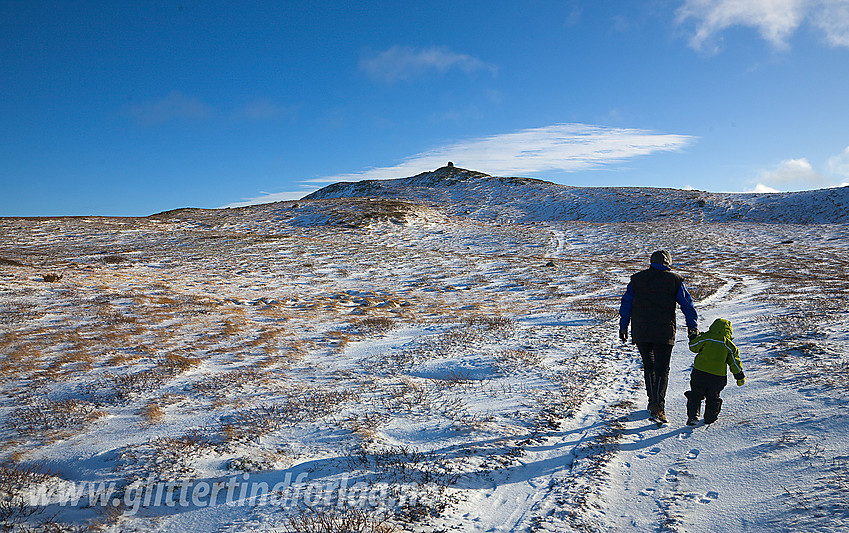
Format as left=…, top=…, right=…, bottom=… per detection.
left=618, top=250, right=698, bottom=424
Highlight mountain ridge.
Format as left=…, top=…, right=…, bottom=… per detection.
left=302, top=165, right=849, bottom=224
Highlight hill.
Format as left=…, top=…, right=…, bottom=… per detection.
left=2, top=168, right=849, bottom=532
left=303, top=164, right=849, bottom=224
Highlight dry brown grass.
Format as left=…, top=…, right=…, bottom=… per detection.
left=160, top=352, right=202, bottom=373
left=138, top=400, right=165, bottom=424
left=43, top=350, right=96, bottom=380
left=221, top=318, right=244, bottom=336
left=105, top=350, right=141, bottom=367
left=495, top=349, right=542, bottom=370
left=568, top=297, right=620, bottom=320
left=0, top=341, right=42, bottom=375
left=247, top=326, right=290, bottom=355
left=353, top=317, right=397, bottom=335
left=344, top=411, right=390, bottom=442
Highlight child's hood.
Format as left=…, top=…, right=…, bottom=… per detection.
left=708, top=318, right=733, bottom=339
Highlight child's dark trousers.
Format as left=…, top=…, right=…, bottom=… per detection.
left=685, top=368, right=727, bottom=424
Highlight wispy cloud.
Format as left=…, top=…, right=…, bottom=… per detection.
left=228, top=123, right=695, bottom=206
left=828, top=146, right=849, bottom=178
left=235, top=100, right=296, bottom=122
left=812, top=1, right=849, bottom=46
left=126, top=91, right=213, bottom=126
left=226, top=189, right=315, bottom=208
left=126, top=94, right=294, bottom=126
left=360, top=46, right=498, bottom=82
left=677, top=0, right=849, bottom=52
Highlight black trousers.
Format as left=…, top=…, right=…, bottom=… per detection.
left=685, top=368, right=727, bottom=423
left=636, top=342, right=674, bottom=411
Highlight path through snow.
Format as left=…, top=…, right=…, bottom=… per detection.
left=3, top=213, right=849, bottom=533
left=445, top=253, right=849, bottom=532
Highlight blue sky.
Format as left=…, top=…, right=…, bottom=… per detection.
left=2, top=0, right=849, bottom=216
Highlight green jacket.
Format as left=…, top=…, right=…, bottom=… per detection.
left=689, top=318, right=744, bottom=378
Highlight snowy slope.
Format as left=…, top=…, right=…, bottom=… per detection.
left=2, top=171, right=849, bottom=532
left=303, top=164, right=849, bottom=224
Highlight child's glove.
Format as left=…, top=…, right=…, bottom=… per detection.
left=688, top=327, right=699, bottom=340
left=619, top=329, right=628, bottom=343
left=734, top=372, right=745, bottom=386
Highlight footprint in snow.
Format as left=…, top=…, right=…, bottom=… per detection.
left=686, top=449, right=700, bottom=460
left=665, top=468, right=678, bottom=483
left=700, top=491, right=719, bottom=504
left=636, top=447, right=660, bottom=459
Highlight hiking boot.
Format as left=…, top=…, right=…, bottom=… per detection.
left=686, top=416, right=699, bottom=426
left=653, top=409, right=668, bottom=424
left=704, top=398, right=722, bottom=424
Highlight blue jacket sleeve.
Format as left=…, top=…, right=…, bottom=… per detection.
left=619, top=282, right=633, bottom=330
left=677, top=283, right=698, bottom=330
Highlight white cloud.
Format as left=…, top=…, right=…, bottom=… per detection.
left=360, top=46, right=497, bottom=82
left=225, top=190, right=315, bottom=209
left=127, top=94, right=296, bottom=126
left=757, top=157, right=830, bottom=189
left=751, top=147, right=849, bottom=192
left=305, top=124, right=694, bottom=184
left=126, top=91, right=213, bottom=126
left=230, top=124, right=695, bottom=206
left=677, top=0, right=849, bottom=51
left=236, top=100, right=295, bottom=121
left=753, top=151, right=849, bottom=191
left=827, top=146, right=849, bottom=178
left=812, top=0, right=849, bottom=46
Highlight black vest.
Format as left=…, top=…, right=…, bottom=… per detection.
left=629, top=267, right=684, bottom=345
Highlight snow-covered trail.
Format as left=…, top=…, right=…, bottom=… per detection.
left=435, top=375, right=637, bottom=532
left=595, top=277, right=764, bottom=532
left=596, top=273, right=849, bottom=533
left=446, top=265, right=849, bottom=533
left=4, top=213, right=848, bottom=532
left=432, top=276, right=770, bottom=533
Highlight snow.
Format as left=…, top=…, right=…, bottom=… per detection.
left=2, top=167, right=849, bottom=532
left=303, top=165, right=849, bottom=225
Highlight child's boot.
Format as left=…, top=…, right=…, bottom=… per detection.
left=684, top=391, right=700, bottom=425
left=703, top=398, right=722, bottom=424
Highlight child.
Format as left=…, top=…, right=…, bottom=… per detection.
left=685, top=318, right=745, bottom=425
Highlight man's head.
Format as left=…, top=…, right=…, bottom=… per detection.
left=650, top=250, right=672, bottom=267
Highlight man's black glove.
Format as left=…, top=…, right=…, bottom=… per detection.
left=619, top=329, right=628, bottom=343
left=688, top=327, right=699, bottom=340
